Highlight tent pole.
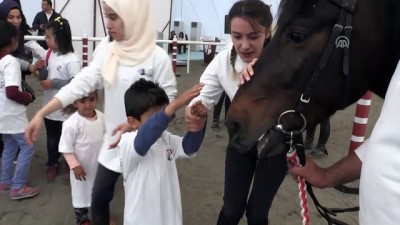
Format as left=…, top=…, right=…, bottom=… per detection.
left=93, top=0, right=97, bottom=49
left=169, top=0, right=173, bottom=35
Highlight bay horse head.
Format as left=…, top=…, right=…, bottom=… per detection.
left=226, top=0, right=400, bottom=157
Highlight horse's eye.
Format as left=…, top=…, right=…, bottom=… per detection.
left=288, top=32, right=306, bottom=43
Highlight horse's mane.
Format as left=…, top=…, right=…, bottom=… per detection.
left=276, top=0, right=305, bottom=28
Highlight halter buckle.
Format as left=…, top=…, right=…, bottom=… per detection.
left=300, top=94, right=310, bottom=103
left=332, top=24, right=343, bottom=32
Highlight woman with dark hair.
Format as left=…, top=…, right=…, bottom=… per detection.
left=0, top=0, right=36, bottom=80
left=177, top=31, right=188, bottom=54
left=185, top=0, right=285, bottom=224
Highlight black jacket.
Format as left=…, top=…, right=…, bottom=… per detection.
left=32, top=10, right=60, bottom=48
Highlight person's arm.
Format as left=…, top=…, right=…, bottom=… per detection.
left=25, top=96, right=63, bottom=144
left=134, top=84, right=204, bottom=155
left=134, top=110, right=173, bottom=156
left=3, top=57, right=32, bottom=105
left=182, top=126, right=206, bottom=155
left=15, top=58, right=35, bottom=74
left=54, top=38, right=109, bottom=106
left=26, top=38, right=109, bottom=144
left=63, top=153, right=80, bottom=169
left=290, top=152, right=362, bottom=188
left=183, top=51, right=228, bottom=133
left=191, top=50, right=227, bottom=109
left=6, top=86, right=32, bottom=105
left=51, top=60, right=81, bottom=89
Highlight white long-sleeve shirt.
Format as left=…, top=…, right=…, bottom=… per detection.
left=55, top=37, right=177, bottom=172
left=355, top=60, right=400, bottom=225
left=189, top=49, right=245, bottom=109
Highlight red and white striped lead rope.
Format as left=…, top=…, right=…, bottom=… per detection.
left=287, top=148, right=310, bottom=225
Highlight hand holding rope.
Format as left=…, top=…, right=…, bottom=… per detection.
left=287, top=133, right=310, bottom=225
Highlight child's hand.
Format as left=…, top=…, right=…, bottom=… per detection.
left=184, top=101, right=207, bottom=132
left=28, top=64, right=38, bottom=76
left=40, top=79, right=52, bottom=90
left=109, top=122, right=133, bottom=149
left=35, top=59, right=46, bottom=70
left=190, top=101, right=208, bottom=118
left=164, top=83, right=204, bottom=117
left=72, top=165, right=87, bottom=181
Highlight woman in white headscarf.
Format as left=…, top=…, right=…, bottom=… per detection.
left=25, top=0, right=177, bottom=224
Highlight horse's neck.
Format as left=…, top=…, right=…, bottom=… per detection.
left=355, top=0, right=400, bottom=98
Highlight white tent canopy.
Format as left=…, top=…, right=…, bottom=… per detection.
left=20, top=0, right=280, bottom=59
left=171, top=0, right=280, bottom=41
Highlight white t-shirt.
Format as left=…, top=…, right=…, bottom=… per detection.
left=118, top=131, right=192, bottom=225
left=44, top=51, right=81, bottom=121
left=55, top=37, right=177, bottom=172
left=59, top=109, right=105, bottom=208
left=189, top=48, right=245, bottom=109
left=0, top=55, right=28, bottom=134
left=355, top=61, right=400, bottom=225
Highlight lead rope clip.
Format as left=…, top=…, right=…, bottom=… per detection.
left=286, top=132, right=310, bottom=225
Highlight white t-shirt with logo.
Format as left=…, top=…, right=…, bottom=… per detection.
left=0, top=55, right=28, bottom=134
left=44, top=51, right=80, bottom=121
left=118, top=131, right=191, bottom=225
left=55, top=37, right=177, bottom=172
left=59, top=109, right=105, bottom=208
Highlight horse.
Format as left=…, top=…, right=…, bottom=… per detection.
left=226, top=0, right=400, bottom=157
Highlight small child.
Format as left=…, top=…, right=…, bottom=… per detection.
left=58, top=91, right=105, bottom=225
left=118, top=78, right=207, bottom=225
left=34, top=17, right=81, bottom=182
left=0, top=21, right=38, bottom=200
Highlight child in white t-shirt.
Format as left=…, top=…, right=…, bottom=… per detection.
left=58, top=91, right=105, bottom=225
left=0, top=21, right=38, bottom=200
left=34, top=17, right=81, bottom=182
left=118, top=79, right=207, bottom=225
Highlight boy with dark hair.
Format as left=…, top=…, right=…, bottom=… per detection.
left=118, top=78, right=207, bottom=225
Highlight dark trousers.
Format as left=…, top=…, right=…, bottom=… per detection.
left=178, top=44, right=187, bottom=54
left=305, top=118, right=331, bottom=147
left=0, top=134, right=3, bottom=159
left=44, top=118, right=63, bottom=166
left=212, top=92, right=231, bottom=122
left=91, top=164, right=120, bottom=225
left=217, top=146, right=287, bottom=225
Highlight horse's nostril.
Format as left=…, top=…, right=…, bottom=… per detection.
left=226, top=119, right=241, bottom=140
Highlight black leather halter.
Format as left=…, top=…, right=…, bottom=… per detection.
left=295, top=0, right=357, bottom=115
left=265, top=1, right=360, bottom=224
left=259, top=0, right=358, bottom=155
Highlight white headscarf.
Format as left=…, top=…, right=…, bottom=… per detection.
left=102, top=0, right=156, bottom=86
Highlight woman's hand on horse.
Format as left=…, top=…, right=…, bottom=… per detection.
left=289, top=156, right=329, bottom=188
left=240, top=58, right=258, bottom=85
